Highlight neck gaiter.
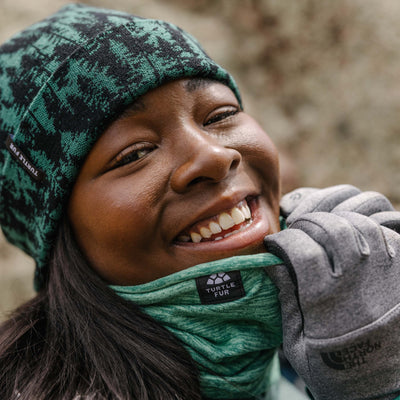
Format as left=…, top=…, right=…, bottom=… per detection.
left=111, top=253, right=283, bottom=400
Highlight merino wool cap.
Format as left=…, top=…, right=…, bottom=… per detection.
left=0, top=3, right=240, bottom=290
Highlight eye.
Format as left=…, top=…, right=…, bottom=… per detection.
left=204, top=106, right=239, bottom=126
left=111, top=143, right=156, bottom=169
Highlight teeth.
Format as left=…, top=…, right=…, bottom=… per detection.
left=177, top=235, right=191, bottom=242
left=241, top=203, right=251, bottom=219
left=231, top=207, right=245, bottom=224
left=219, top=212, right=235, bottom=230
left=190, top=232, right=202, bottom=243
left=223, top=220, right=251, bottom=239
left=209, top=221, right=222, bottom=234
left=179, top=200, right=253, bottom=243
left=199, top=227, right=212, bottom=238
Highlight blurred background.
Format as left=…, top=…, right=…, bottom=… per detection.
left=1, top=0, right=400, bottom=318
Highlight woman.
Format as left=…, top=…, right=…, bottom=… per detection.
left=1, top=4, right=399, bottom=400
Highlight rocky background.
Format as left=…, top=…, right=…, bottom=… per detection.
left=1, top=0, right=400, bottom=317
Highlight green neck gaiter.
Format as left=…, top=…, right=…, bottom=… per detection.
left=112, top=253, right=283, bottom=400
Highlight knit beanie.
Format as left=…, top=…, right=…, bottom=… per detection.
left=0, top=3, right=240, bottom=290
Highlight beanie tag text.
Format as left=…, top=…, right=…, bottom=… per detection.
left=5, top=135, right=45, bottom=181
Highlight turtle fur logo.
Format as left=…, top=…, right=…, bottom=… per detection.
left=196, top=270, right=245, bottom=304
left=5, top=135, right=45, bottom=181
left=320, top=339, right=382, bottom=370
left=207, top=272, right=231, bottom=285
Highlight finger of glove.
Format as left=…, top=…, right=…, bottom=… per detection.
left=290, top=211, right=369, bottom=276
left=332, top=211, right=394, bottom=263
left=265, top=224, right=350, bottom=338
left=280, top=187, right=318, bottom=218
left=332, top=191, right=395, bottom=215
left=322, top=211, right=399, bottom=299
left=327, top=213, right=400, bottom=335
left=370, top=211, right=400, bottom=234
left=285, top=184, right=361, bottom=225
left=266, top=263, right=309, bottom=378
left=289, top=212, right=397, bottom=337
left=266, top=263, right=304, bottom=346
left=264, top=228, right=332, bottom=294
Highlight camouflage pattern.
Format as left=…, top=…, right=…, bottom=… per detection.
left=0, top=4, right=240, bottom=290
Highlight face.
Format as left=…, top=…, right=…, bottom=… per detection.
left=68, top=78, right=281, bottom=285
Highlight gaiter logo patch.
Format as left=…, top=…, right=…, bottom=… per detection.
left=196, top=270, right=245, bottom=304
left=320, top=339, right=382, bottom=370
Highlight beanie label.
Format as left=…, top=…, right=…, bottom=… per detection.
left=5, top=135, right=45, bottom=181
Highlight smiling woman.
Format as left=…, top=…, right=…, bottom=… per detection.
left=1, top=3, right=400, bottom=400
left=0, top=4, right=284, bottom=399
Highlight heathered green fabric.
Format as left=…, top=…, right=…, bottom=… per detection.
left=112, top=253, right=284, bottom=399
left=0, top=4, right=240, bottom=290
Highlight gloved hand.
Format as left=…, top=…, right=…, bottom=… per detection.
left=264, top=210, right=400, bottom=400
left=280, top=184, right=395, bottom=224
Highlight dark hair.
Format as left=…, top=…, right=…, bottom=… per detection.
left=0, top=217, right=201, bottom=400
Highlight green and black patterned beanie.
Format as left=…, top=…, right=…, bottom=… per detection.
left=0, top=3, right=240, bottom=290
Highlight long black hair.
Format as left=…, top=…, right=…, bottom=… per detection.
left=0, top=216, right=201, bottom=399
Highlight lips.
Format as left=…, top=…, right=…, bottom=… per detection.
left=176, top=199, right=253, bottom=243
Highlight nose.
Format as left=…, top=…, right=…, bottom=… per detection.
left=170, top=133, right=242, bottom=193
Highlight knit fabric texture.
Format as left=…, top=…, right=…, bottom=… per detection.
left=112, top=253, right=284, bottom=399
left=0, top=4, right=240, bottom=289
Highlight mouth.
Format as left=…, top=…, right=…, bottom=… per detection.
left=175, top=198, right=254, bottom=244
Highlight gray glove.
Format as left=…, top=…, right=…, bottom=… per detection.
left=264, top=211, right=400, bottom=400
left=281, top=184, right=395, bottom=224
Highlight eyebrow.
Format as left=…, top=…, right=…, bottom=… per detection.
left=184, top=77, right=216, bottom=92
left=117, top=78, right=217, bottom=120
left=118, top=98, right=146, bottom=120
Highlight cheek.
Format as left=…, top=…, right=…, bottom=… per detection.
left=68, top=178, right=157, bottom=259
left=238, top=123, right=281, bottom=212
left=238, top=124, right=280, bottom=182
left=231, top=115, right=279, bottom=167
left=251, top=135, right=279, bottom=169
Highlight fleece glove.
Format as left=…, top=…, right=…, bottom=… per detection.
left=264, top=210, right=400, bottom=400
left=280, top=184, right=395, bottom=222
